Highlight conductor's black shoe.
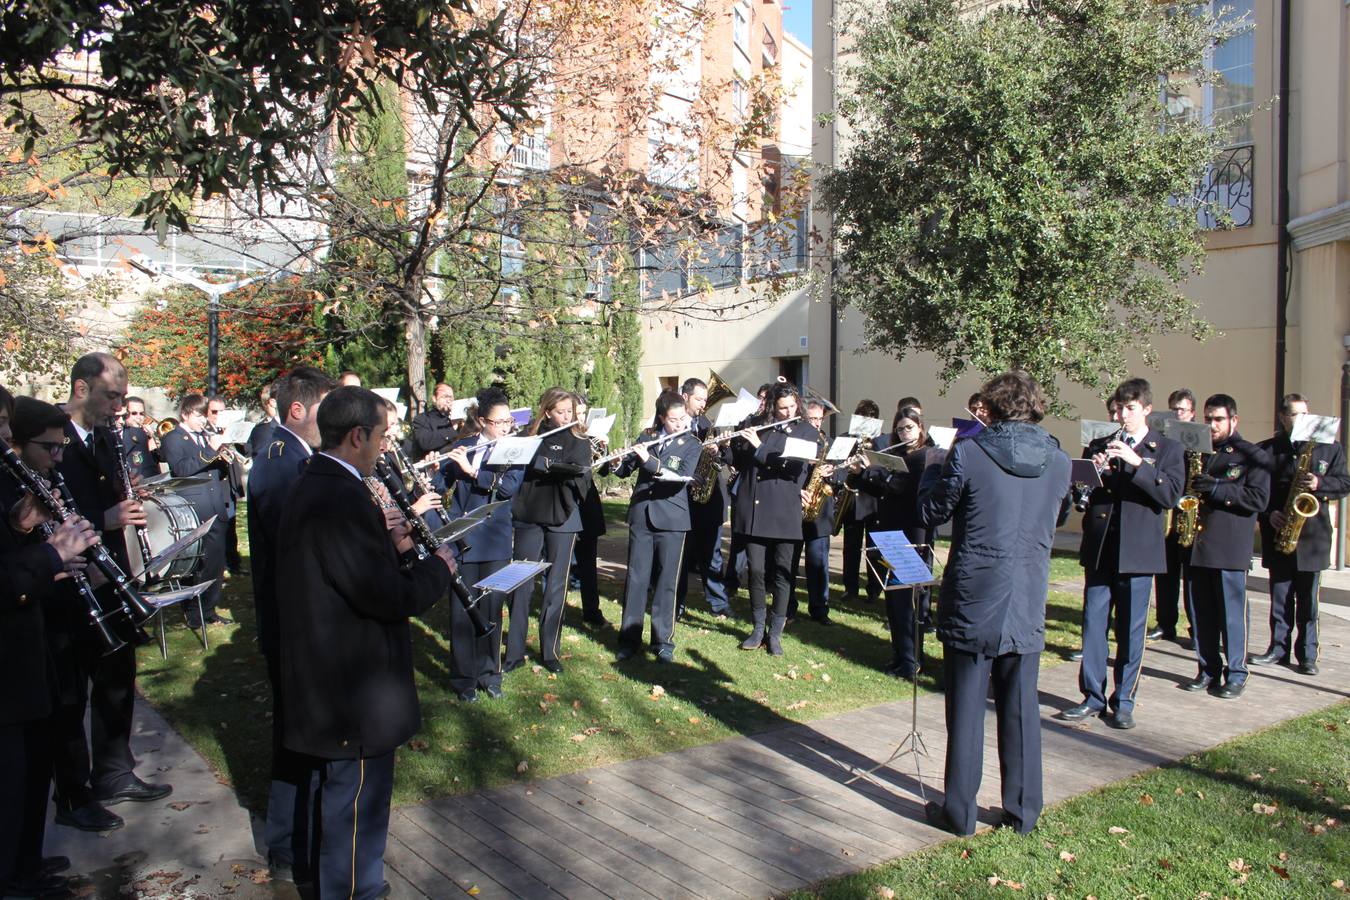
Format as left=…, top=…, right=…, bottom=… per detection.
left=1105, top=710, right=1136, bottom=730
left=1181, top=674, right=1212, bottom=692
left=1068, top=649, right=1084, bottom=661
left=93, top=776, right=172, bottom=805
left=655, top=649, right=675, bottom=664
left=484, top=684, right=503, bottom=699
left=1249, top=648, right=1283, bottom=666
left=542, top=660, right=564, bottom=674
left=457, top=691, right=479, bottom=704
left=1145, top=626, right=1170, bottom=641
left=1296, top=660, right=1319, bottom=676
left=4, top=872, right=71, bottom=898
left=39, top=857, right=71, bottom=877
left=615, top=646, right=637, bottom=662
left=1057, top=702, right=1098, bottom=722
left=1210, top=681, right=1245, bottom=700
left=54, top=802, right=123, bottom=832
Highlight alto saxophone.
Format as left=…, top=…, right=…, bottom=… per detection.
left=688, top=443, right=723, bottom=504
left=801, top=442, right=833, bottom=522
left=1174, top=450, right=1205, bottom=548
left=1274, top=441, right=1320, bottom=555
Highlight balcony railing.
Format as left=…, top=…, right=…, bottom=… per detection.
left=1196, top=143, right=1254, bottom=229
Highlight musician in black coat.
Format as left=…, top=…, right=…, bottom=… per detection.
left=790, top=399, right=840, bottom=625
left=607, top=391, right=704, bottom=662
left=52, top=354, right=169, bottom=831
left=730, top=383, right=818, bottom=656
left=410, top=382, right=460, bottom=460
left=119, top=397, right=160, bottom=479
left=1150, top=388, right=1198, bottom=644
left=1061, top=379, right=1184, bottom=730
left=852, top=408, right=935, bottom=678
left=245, top=367, right=334, bottom=885
left=160, top=393, right=231, bottom=627
left=508, top=388, right=592, bottom=674
left=676, top=379, right=733, bottom=618
left=246, top=381, right=280, bottom=459
left=1253, top=394, right=1350, bottom=676
left=840, top=399, right=890, bottom=604
left=1184, top=394, right=1271, bottom=700
left=918, top=372, right=1071, bottom=837
left=1, top=387, right=100, bottom=897
left=572, top=395, right=609, bottom=626
left=276, top=387, right=454, bottom=900
left=443, top=389, right=526, bottom=701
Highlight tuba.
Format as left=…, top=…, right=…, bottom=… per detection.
left=706, top=370, right=734, bottom=408
left=1274, top=441, right=1320, bottom=555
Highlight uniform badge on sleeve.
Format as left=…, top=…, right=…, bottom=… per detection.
left=1226, top=466, right=1242, bottom=480
left=1317, top=460, right=1329, bottom=475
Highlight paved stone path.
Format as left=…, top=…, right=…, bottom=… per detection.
left=37, top=586, right=1350, bottom=899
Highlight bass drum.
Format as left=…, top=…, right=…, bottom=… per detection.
left=130, top=492, right=205, bottom=582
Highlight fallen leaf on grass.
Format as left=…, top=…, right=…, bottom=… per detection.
left=650, top=685, right=666, bottom=699
left=1195, top=791, right=1205, bottom=800
left=1108, top=826, right=1130, bottom=835
left=1270, top=865, right=1291, bottom=879
left=1229, top=858, right=1252, bottom=884
left=688, top=716, right=701, bottom=724
left=516, top=760, right=529, bottom=774
left=822, top=673, right=832, bottom=683
left=408, top=739, right=429, bottom=751
left=872, top=886, right=895, bottom=898
left=1058, top=850, right=1075, bottom=863
left=960, top=849, right=970, bottom=860
left=1158, top=858, right=1174, bottom=870
left=986, top=875, right=1023, bottom=890
left=1139, top=793, right=1154, bottom=806
left=569, top=734, right=587, bottom=742
left=542, top=693, right=558, bottom=703
left=1332, top=878, right=1346, bottom=892
left=785, top=700, right=809, bottom=711
left=1175, top=787, right=1185, bottom=796
left=1253, top=803, right=1278, bottom=815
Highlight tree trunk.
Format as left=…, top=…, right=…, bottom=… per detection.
left=405, top=306, right=428, bottom=413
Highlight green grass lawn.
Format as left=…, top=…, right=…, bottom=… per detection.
left=135, top=504, right=1090, bottom=811
left=790, top=701, right=1350, bottom=899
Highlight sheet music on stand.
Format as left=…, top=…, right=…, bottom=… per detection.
left=474, top=560, right=551, bottom=594
left=146, top=581, right=215, bottom=609
left=868, top=531, right=937, bottom=587
left=432, top=501, right=507, bottom=544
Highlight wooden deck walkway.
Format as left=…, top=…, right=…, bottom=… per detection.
left=384, top=595, right=1350, bottom=898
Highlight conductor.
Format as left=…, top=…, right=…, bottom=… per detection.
left=918, top=372, right=1071, bottom=836
left=275, top=386, right=455, bottom=899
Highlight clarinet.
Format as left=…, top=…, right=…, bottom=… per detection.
left=36, top=519, right=128, bottom=654
left=394, top=445, right=451, bottom=529
left=109, top=423, right=156, bottom=577
left=0, top=441, right=153, bottom=631
left=371, top=459, right=495, bottom=638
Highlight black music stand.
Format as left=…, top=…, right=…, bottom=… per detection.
left=847, top=534, right=939, bottom=796
left=145, top=581, right=216, bottom=658
left=471, top=559, right=551, bottom=611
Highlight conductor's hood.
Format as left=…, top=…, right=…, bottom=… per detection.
left=972, top=421, right=1059, bottom=478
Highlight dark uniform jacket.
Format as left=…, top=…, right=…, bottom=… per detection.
left=854, top=443, right=930, bottom=543
left=511, top=429, right=592, bottom=529
left=919, top=422, right=1072, bottom=656
left=730, top=420, right=820, bottom=541
left=120, top=425, right=160, bottom=479
left=613, top=429, right=704, bottom=532
left=411, top=408, right=458, bottom=459
left=246, top=425, right=310, bottom=661
left=1078, top=428, right=1185, bottom=575
left=160, top=426, right=230, bottom=524
left=0, top=488, right=63, bottom=725
left=1257, top=434, right=1350, bottom=572
left=246, top=417, right=277, bottom=459
left=443, top=436, right=526, bottom=563
left=1188, top=433, right=1271, bottom=571
left=57, top=422, right=130, bottom=570
left=277, top=454, right=451, bottom=760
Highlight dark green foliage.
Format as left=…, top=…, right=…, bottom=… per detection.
left=824, top=0, right=1238, bottom=406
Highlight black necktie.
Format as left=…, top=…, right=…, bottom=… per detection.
left=85, top=432, right=96, bottom=454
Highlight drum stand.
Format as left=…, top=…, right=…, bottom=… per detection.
left=847, top=541, right=937, bottom=798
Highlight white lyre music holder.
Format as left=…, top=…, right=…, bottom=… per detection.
left=848, top=531, right=941, bottom=797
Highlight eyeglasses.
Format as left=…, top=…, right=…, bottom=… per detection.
left=483, top=418, right=515, bottom=426
left=32, top=439, right=69, bottom=454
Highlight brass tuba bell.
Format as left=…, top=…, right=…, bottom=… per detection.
left=706, top=370, right=734, bottom=408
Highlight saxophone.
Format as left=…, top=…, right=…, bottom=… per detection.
left=1174, top=450, right=1205, bottom=548
left=1274, top=442, right=1320, bottom=555
left=801, top=441, right=833, bottom=522
left=688, top=442, right=724, bottom=504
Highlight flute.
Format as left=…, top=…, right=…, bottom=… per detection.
left=591, top=427, right=693, bottom=468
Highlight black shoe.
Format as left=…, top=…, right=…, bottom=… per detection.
left=615, top=646, right=637, bottom=662
left=1146, top=626, right=1174, bottom=642
left=740, top=625, right=765, bottom=650
left=38, top=858, right=71, bottom=878
left=54, top=801, right=124, bottom=832
left=378, top=881, right=392, bottom=899
left=205, top=613, right=234, bottom=625
left=542, top=660, right=563, bottom=674
left=458, top=691, right=479, bottom=704
left=501, top=659, right=524, bottom=674
left=809, top=613, right=833, bottom=627
left=1296, top=660, right=1319, bottom=676
left=1057, top=702, right=1098, bottom=722
left=655, top=649, right=674, bottom=664
left=1181, top=674, right=1212, bottom=692
left=1211, top=681, right=1245, bottom=700
left=1249, top=649, right=1284, bottom=666
left=483, top=684, right=503, bottom=699
left=1175, top=635, right=1195, bottom=650
left=266, top=855, right=296, bottom=884
left=4, top=872, right=70, bottom=898
left=923, top=801, right=961, bottom=835
left=1105, top=710, right=1136, bottom=730
left=675, top=605, right=687, bottom=620
left=840, top=592, right=859, bottom=605
left=581, top=610, right=607, bottom=626
left=1069, top=649, right=1084, bottom=661
left=93, top=776, right=172, bottom=805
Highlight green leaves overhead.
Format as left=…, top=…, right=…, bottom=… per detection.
left=824, top=0, right=1237, bottom=405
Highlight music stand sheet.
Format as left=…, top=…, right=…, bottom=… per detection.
left=586, top=414, right=616, bottom=439
left=147, top=581, right=215, bottom=608
left=1290, top=413, right=1341, bottom=444
left=928, top=426, right=957, bottom=450
left=868, top=531, right=934, bottom=587
left=1163, top=419, right=1214, bottom=453
left=781, top=436, right=818, bottom=460
left=1080, top=419, right=1120, bottom=446
left=862, top=449, right=909, bottom=473
left=433, top=502, right=506, bottom=544
left=487, top=436, right=541, bottom=466
left=1070, top=459, right=1104, bottom=487
left=475, top=560, right=551, bottom=594
left=826, top=436, right=857, bottom=461
left=849, top=414, right=883, bottom=439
